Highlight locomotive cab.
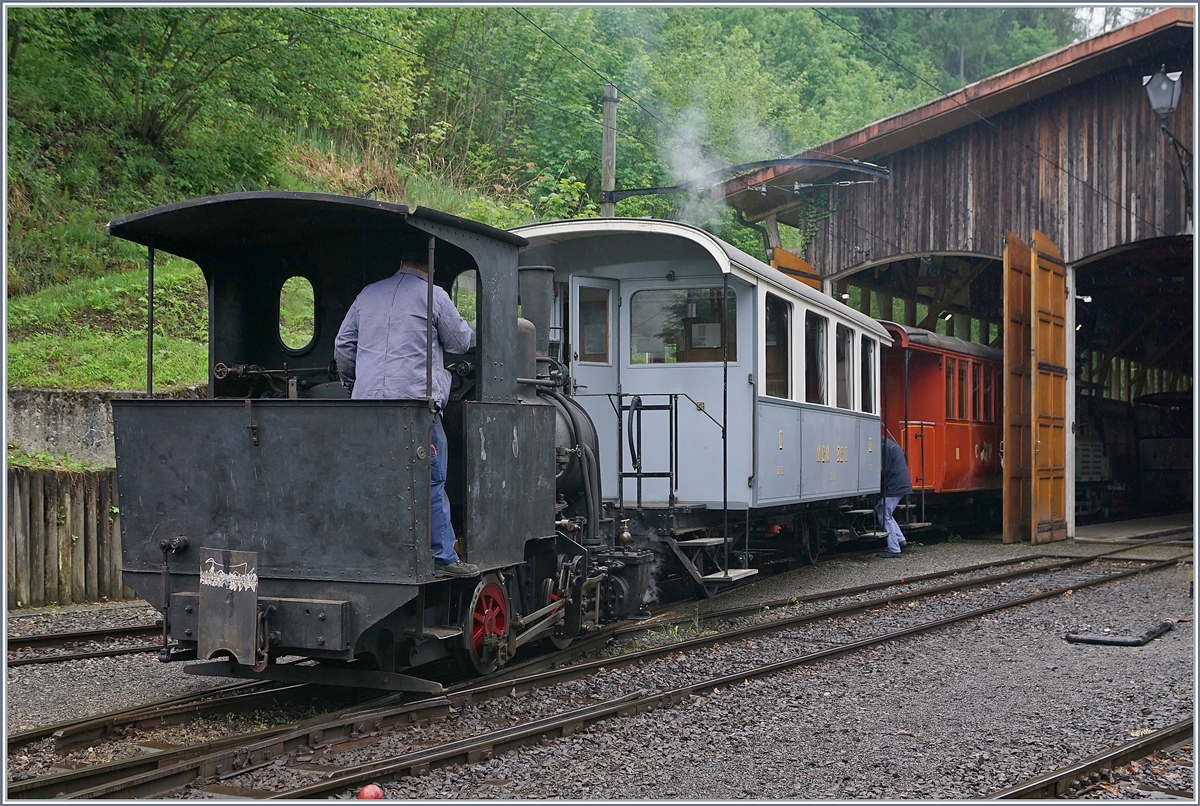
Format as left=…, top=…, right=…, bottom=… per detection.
left=107, top=193, right=650, bottom=688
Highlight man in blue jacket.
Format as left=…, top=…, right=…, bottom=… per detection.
left=335, top=258, right=478, bottom=578
left=876, top=435, right=914, bottom=558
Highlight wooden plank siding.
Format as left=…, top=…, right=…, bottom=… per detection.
left=5, top=467, right=135, bottom=608
left=808, top=60, right=1192, bottom=274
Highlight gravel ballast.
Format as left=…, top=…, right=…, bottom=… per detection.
left=380, top=551, right=1193, bottom=799
left=5, top=539, right=1193, bottom=799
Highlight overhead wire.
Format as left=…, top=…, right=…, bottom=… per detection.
left=811, top=8, right=1171, bottom=238
left=514, top=7, right=880, bottom=178
left=510, top=8, right=710, bottom=157
left=295, top=7, right=664, bottom=153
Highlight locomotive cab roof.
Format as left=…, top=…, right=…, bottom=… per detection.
left=107, top=192, right=528, bottom=401
left=108, top=191, right=526, bottom=272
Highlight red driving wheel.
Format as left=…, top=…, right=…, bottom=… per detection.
left=471, top=582, right=508, bottom=653
left=459, top=574, right=510, bottom=675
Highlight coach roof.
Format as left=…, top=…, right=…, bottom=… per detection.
left=513, top=217, right=891, bottom=343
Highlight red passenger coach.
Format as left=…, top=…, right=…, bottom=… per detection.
left=880, top=322, right=1003, bottom=528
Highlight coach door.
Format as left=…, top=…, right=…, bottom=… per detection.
left=569, top=276, right=620, bottom=497
left=1030, top=231, right=1068, bottom=544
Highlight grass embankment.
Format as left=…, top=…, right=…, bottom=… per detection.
left=8, top=142, right=512, bottom=393
left=7, top=257, right=209, bottom=390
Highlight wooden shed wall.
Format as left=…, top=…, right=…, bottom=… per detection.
left=808, top=53, right=1193, bottom=274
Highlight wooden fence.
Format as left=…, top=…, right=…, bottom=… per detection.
left=6, top=467, right=136, bottom=609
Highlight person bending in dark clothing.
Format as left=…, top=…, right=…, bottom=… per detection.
left=876, top=435, right=914, bottom=558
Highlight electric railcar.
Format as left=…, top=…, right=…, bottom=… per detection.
left=108, top=194, right=891, bottom=690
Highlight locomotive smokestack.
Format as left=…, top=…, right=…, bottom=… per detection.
left=518, top=265, right=555, bottom=357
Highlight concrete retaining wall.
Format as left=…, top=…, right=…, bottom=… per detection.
left=7, top=385, right=207, bottom=467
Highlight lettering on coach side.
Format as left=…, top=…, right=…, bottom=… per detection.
left=817, top=445, right=852, bottom=463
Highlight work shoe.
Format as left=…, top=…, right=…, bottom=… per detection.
left=898, top=540, right=909, bottom=549
left=435, top=560, right=479, bottom=577
left=875, top=551, right=902, bottom=559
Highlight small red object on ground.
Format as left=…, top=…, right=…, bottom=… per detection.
left=358, top=784, right=385, bottom=799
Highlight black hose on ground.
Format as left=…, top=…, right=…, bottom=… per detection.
left=1065, top=619, right=1176, bottom=647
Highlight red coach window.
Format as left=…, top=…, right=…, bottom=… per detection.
left=945, top=357, right=956, bottom=419
left=972, top=362, right=982, bottom=421
left=958, top=358, right=968, bottom=419
left=983, top=365, right=993, bottom=422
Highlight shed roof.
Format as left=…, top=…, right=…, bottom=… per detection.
left=718, top=7, right=1194, bottom=224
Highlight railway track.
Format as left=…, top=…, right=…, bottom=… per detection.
left=9, top=553, right=1182, bottom=799
left=990, top=718, right=1194, bottom=799
left=6, top=624, right=163, bottom=667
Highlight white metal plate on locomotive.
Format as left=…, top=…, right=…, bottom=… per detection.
left=198, top=547, right=259, bottom=665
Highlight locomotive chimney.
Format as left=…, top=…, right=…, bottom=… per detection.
left=518, top=265, right=555, bottom=356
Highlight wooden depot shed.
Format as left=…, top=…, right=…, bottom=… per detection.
left=715, top=8, right=1194, bottom=544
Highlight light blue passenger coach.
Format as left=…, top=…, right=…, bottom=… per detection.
left=513, top=219, right=892, bottom=596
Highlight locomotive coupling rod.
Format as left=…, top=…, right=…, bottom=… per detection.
left=511, top=603, right=569, bottom=651
left=513, top=599, right=567, bottom=631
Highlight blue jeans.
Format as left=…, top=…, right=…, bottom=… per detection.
left=875, top=495, right=906, bottom=554
left=430, top=416, right=459, bottom=564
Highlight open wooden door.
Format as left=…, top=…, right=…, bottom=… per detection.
left=1030, top=230, right=1068, bottom=543
left=1001, top=233, right=1032, bottom=544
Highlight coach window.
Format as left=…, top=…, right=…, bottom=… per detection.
left=579, top=285, right=610, bottom=363
left=945, top=357, right=956, bottom=418
left=804, top=311, right=827, bottom=404
left=279, top=276, right=315, bottom=352
left=835, top=324, right=853, bottom=409
left=764, top=293, right=791, bottom=398
left=971, top=362, right=982, bottom=421
left=983, top=365, right=994, bottom=422
left=629, top=287, right=737, bottom=364
left=860, top=336, right=876, bottom=413
left=958, top=358, right=968, bottom=419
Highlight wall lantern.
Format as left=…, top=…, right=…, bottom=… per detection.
left=1143, top=65, right=1192, bottom=226
left=1143, top=67, right=1183, bottom=118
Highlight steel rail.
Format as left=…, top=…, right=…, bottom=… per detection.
left=5, top=680, right=259, bottom=753
left=7, top=688, right=411, bottom=800
left=624, top=537, right=1191, bottom=637
left=48, top=683, right=330, bottom=751
left=448, top=555, right=1141, bottom=705
left=42, top=557, right=1174, bottom=800
left=7, top=624, right=164, bottom=667
left=620, top=554, right=1059, bottom=633
left=8, top=644, right=162, bottom=667
left=989, top=717, right=1195, bottom=799
left=6, top=623, right=161, bottom=651
left=265, top=559, right=1179, bottom=799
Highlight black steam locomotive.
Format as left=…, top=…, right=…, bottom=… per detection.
left=108, top=193, right=652, bottom=691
